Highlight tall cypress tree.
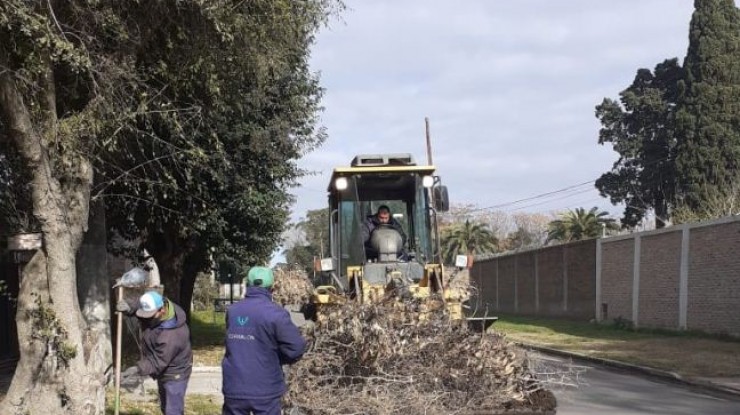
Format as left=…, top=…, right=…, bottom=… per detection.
left=675, top=0, right=740, bottom=210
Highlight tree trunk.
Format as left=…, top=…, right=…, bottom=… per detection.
left=0, top=66, right=105, bottom=414
left=156, top=248, right=186, bottom=307
left=76, top=200, right=112, bottom=385
left=146, top=227, right=211, bottom=320
left=655, top=193, right=668, bottom=229
left=181, top=247, right=209, bottom=321
left=146, top=225, right=188, bottom=308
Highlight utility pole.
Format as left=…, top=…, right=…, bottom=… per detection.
left=425, top=117, right=433, bottom=165
left=425, top=117, right=443, bottom=266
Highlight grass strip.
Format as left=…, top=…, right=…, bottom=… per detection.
left=493, top=315, right=740, bottom=377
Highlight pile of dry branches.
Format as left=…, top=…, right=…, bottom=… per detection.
left=272, top=266, right=314, bottom=307
left=284, top=295, right=556, bottom=415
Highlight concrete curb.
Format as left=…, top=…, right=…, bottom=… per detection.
left=516, top=342, right=740, bottom=401
left=192, top=366, right=221, bottom=373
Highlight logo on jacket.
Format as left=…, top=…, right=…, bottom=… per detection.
left=236, top=316, right=249, bottom=326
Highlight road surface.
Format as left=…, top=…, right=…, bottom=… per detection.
left=536, top=354, right=740, bottom=415
left=137, top=354, right=740, bottom=414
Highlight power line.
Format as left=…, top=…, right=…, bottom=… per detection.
left=468, top=180, right=595, bottom=212
left=467, top=154, right=674, bottom=215
left=522, top=196, right=614, bottom=215
left=507, top=188, right=597, bottom=212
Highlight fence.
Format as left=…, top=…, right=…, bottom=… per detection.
left=471, top=215, right=740, bottom=336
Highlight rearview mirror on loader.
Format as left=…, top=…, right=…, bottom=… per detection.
left=433, top=185, right=449, bottom=212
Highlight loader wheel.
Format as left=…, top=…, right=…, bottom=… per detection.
left=300, top=303, right=317, bottom=321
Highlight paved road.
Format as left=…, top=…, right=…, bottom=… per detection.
left=538, top=354, right=740, bottom=415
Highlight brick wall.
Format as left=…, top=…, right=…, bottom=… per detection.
left=517, top=253, right=536, bottom=314
left=473, top=239, right=596, bottom=320
left=639, top=232, right=681, bottom=329
left=687, top=220, right=740, bottom=335
left=471, top=216, right=739, bottom=335
left=497, top=256, right=516, bottom=313
left=537, top=246, right=565, bottom=316
left=565, top=240, right=596, bottom=319
left=600, top=239, right=634, bottom=322
left=471, top=259, right=497, bottom=313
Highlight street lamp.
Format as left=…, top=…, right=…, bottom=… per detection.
left=228, top=273, right=233, bottom=305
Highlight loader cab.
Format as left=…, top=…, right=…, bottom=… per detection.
left=321, top=154, right=449, bottom=293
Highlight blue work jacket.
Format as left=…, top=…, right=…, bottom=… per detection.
left=221, top=287, right=307, bottom=399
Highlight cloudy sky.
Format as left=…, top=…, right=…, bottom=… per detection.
left=290, top=0, right=703, bottom=224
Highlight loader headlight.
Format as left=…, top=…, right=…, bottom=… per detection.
left=335, top=177, right=348, bottom=190
left=422, top=175, right=434, bottom=188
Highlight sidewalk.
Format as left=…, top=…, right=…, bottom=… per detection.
left=136, top=366, right=223, bottom=400
left=0, top=365, right=225, bottom=402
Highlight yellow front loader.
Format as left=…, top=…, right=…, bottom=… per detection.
left=311, top=153, right=496, bottom=331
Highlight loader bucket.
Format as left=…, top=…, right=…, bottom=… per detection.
left=466, top=316, right=498, bottom=332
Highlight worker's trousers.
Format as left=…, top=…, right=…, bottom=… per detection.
left=157, top=378, right=188, bottom=415
left=222, top=396, right=282, bottom=415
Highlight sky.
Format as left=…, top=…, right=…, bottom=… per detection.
left=290, top=0, right=704, bottom=227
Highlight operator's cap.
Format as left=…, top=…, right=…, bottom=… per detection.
left=246, top=266, right=274, bottom=288
left=136, top=291, right=164, bottom=318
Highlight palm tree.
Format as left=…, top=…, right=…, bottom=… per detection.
left=440, top=220, right=498, bottom=265
left=546, top=207, right=618, bottom=243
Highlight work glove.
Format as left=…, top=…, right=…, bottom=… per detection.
left=120, top=366, right=142, bottom=391
left=116, top=299, right=131, bottom=314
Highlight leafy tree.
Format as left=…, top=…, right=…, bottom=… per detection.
left=283, top=208, right=330, bottom=276
left=284, top=245, right=317, bottom=275
left=546, top=207, right=618, bottom=243
left=0, top=1, right=339, bottom=412
left=0, top=2, right=138, bottom=412
left=95, top=0, right=337, bottom=312
left=595, top=59, right=684, bottom=228
left=500, top=212, right=550, bottom=251
left=440, top=220, right=497, bottom=265
left=440, top=204, right=517, bottom=241
left=191, top=271, right=218, bottom=312
left=439, top=205, right=550, bottom=252
left=672, top=179, right=740, bottom=223
left=675, top=0, right=740, bottom=214
left=0, top=144, right=36, bottom=233
left=215, top=258, right=247, bottom=285
left=438, top=203, right=479, bottom=228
